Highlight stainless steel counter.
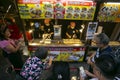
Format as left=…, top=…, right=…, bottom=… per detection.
left=29, top=39, right=85, bottom=47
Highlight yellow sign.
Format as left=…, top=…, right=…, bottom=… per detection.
left=98, top=3, right=120, bottom=22
left=18, top=1, right=96, bottom=20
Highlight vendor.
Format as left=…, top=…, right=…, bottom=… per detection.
left=66, top=21, right=79, bottom=39
left=40, top=19, right=54, bottom=39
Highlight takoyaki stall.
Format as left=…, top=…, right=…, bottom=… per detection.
left=17, top=0, right=97, bottom=62
left=17, top=0, right=120, bottom=79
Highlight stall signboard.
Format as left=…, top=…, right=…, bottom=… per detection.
left=18, top=0, right=96, bottom=20
left=28, top=46, right=86, bottom=62
left=86, top=22, right=98, bottom=39
left=98, top=3, right=120, bottom=22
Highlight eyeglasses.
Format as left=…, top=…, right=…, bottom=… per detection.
left=92, top=41, right=101, bottom=44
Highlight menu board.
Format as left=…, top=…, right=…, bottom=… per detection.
left=65, top=1, right=96, bottom=20
left=98, top=3, right=120, bottom=22
left=18, top=0, right=96, bottom=20
left=18, top=2, right=54, bottom=19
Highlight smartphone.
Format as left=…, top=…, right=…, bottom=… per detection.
left=79, top=66, right=86, bottom=78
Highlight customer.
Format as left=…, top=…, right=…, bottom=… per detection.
left=87, top=33, right=112, bottom=64
left=114, top=47, right=120, bottom=80
left=87, top=33, right=112, bottom=78
left=66, top=21, right=79, bottom=39
left=5, top=18, right=22, bottom=40
left=0, top=24, right=23, bottom=74
left=80, top=52, right=120, bottom=80
left=20, top=47, right=53, bottom=80
left=93, top=53, right=119, bottom=80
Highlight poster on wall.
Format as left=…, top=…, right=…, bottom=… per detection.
left=98, top=3, right=120, bottom=22
left=86, top=22, right=98, bottom=39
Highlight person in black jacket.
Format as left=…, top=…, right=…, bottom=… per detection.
left=40, top=19, right=54, bottom=39
left=66, top=21, right=79, bottom=39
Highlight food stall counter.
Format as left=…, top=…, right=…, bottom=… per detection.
left=29, top=39, right=85, bottom=47
left=28, top=39, right=86, bottom=62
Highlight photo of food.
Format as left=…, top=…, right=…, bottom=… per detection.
left=66, top=13, right=72, bottom=18
left=29, top=8, right=42, bottom=18
left=45, top=11, right=53, bottom=18
left=88, top=7, right=95, bottom=13
left=80, top=13, right=86, bottom=18
left=74, top=7, right=80, bottom=13
left=43, top=3, right=52, bottom=10
left=55, top=12, right=64, bottom=19
left=55, top=3, right=64, bottom=11
left=87, top=13, right=93, bottom=19
left=81, top=7, right=87, bottom=13
left=73, top=13, right=79, bottom=18
left=66, top=7, right=73, bottom=12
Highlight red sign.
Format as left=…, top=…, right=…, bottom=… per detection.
left=68, top=1, right=96, bottom=6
